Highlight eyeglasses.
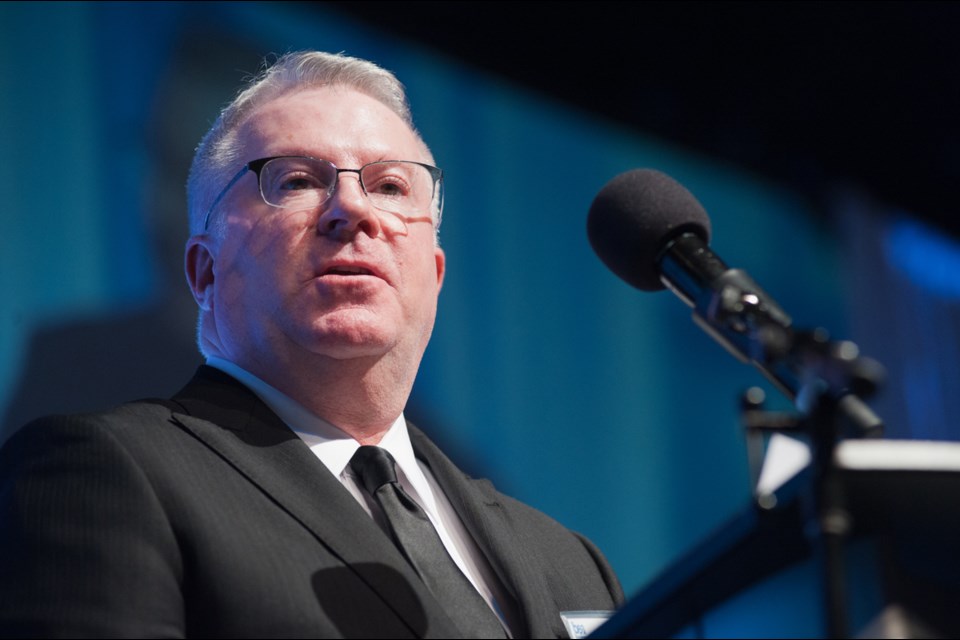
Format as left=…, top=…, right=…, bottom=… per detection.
left=203, top=155, right=444, bottom=231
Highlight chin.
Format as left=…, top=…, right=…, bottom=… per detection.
left=311, top=340, right=394, bottom=361
left=302, top=316, right=396, bottom=360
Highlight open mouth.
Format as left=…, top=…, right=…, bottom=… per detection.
left=324, top=265, right=375, bottom=276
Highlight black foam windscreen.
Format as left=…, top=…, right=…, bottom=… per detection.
left=587, top=169, right=711, bottom=291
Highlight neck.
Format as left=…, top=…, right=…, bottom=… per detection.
left=228, top=350, right=418, bottom=445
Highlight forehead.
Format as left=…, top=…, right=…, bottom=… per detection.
left=236, top=86, right=427, bottom=165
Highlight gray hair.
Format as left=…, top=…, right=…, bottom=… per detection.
left=186, top=51, right=433, bottom=237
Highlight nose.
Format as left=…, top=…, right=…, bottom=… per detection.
left=316, top=172, right=382, bottom=240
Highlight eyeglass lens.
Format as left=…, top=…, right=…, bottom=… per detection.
left=258, top=157, right=438, bottom=215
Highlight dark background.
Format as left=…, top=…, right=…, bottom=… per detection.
left=330, top=1, right=960, bottom=237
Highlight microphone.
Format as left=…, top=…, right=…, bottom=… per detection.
left=587, top=168, right=792, bottom=367
left=586, top=169, right=883, bottom=432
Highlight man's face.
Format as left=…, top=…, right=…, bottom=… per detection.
left=193, top=86, right=445, bottom=371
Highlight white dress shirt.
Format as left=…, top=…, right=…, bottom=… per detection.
left=206, top=358, right=513, bottom=634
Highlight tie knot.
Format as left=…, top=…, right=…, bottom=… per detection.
left=349, top=445, right=399, bottom=495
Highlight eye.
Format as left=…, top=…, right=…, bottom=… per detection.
left=277, top=172, right=325, bottom=191
left=261, top=159, right=334, bottom=196
left=363, top=165, right=412, bottom=199
left=370, top=179, right=407, bottom=197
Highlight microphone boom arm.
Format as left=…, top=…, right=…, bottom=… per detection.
left=659, top=233, right=883, bottom=436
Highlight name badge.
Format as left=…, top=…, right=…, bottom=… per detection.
left=560, top=610, right=614, bottom=638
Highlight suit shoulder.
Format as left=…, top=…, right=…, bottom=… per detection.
left=0, top=402, right=186, bottom=637
left=10, top=398, right=177, bottom=432
left=1, top=399, right=185, bottom=472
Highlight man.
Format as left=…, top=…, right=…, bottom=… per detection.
left=0, top=51, right=623, bottom=638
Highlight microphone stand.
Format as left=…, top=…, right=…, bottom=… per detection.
left=659, top=233, right=886, bottom=638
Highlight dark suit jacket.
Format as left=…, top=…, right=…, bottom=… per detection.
left=0, top=366, right=623, bottom=638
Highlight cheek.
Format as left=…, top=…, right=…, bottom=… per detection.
left=405, top=258, right=442, bottom=314
left=215, top=262, right=267, bottom=319
left=222, top=208, right=313, bottom=259
left=215, top=242, right=295, bottom=314
left=222, top=217, right=311, bottom=279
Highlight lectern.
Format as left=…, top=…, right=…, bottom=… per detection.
left=593, top=439, right=960, bottom=638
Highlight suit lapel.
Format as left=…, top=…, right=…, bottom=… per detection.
left=169, top=367, right=463, bottom=639
left=409, top=426, right=567, bottom=639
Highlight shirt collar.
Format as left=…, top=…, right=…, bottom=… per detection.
left=205, top=357, right=419, bottom=484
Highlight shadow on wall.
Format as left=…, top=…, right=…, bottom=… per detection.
left=0, top=28, right=268, bottom=442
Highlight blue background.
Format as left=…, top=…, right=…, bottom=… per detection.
left=3, top=3, right=959, bottom=634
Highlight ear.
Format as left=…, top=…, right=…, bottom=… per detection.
left=434, top=247, right=446, bottom=292
left=185, top=236, right=216, bottom=310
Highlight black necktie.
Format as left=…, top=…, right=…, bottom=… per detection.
left=349, top=445, right=507, bottom=638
